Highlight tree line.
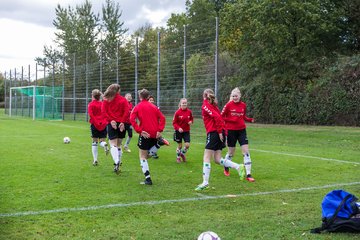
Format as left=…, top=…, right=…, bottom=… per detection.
left=1, top=0, right=359, bottom=126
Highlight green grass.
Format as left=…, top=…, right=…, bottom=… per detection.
left=0, top=110, right=359, bottom=239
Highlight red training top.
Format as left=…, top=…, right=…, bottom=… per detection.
left=172, top=108, right=193, bottom=132
left=88, top=99, right=107, bottom=131
left=101, top=93, right=129, bottom=123
left=130, top=99, right=166, bottom=138
left=221, top=101, right=253, bottom=130
left=201, top=99, right=225, bottom=134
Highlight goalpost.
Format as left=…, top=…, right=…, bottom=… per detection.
left=9, top=86, right=63, bottom=120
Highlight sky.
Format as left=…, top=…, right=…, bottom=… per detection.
left=0, top=0, right=186, bottom=76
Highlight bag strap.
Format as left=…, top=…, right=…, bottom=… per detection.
left=311, top=194, right=352, bottom=234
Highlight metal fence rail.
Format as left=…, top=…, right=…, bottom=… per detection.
left=3, top=18, right=230, bottom=121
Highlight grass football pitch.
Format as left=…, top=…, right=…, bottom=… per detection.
left=0, top=110, right=359, bottom=239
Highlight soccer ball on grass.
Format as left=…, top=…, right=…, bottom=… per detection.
left=198, top=231, right=221, bottom=240
left=63, top=137, right=71, bottom=144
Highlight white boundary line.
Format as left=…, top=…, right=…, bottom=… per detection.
left=251, top=149, right=360, bottom=165
left=191, top=142, right=359, bottom=165
left=1, top=181, right=359, bottom=218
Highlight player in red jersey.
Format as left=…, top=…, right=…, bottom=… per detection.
left=195, top=89, right=245, bottom=191
left=88, top=89, right=109, bottom=166
left=172, top=98, right=193, bottom=163
left=102, top=84, right=129, bottom=173
left=130, top=89, right=166, bottom=185
left=221, top=87, right=255, bottom=182
left=123, top=93, right=133, bottom=153
left=147, top=95, right=170, bottom=159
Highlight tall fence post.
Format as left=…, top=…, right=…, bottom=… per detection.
left=8, top=70, right=11, bottom=117
left=100, top=50, right=103, bottom=92
left=183, top=24, right=187, bottom=98
left=62, top=58, right=65, bottom=120
left=157, top=31, right=160, bottom=107
left=215, top=17, right=219, bottom=98
left=135, top=37, right=138, bottom=104
left=35, top=63, right=38, bottom=119
left=116, top=41, right=119, bottom=84
left=14, top=68, right=17, bottom=116
left=4, top=71, right=7, bottom=115
left=29, top=64, right=32, bottom=119
left=52, top=62, right=55, bottom=119
left=86, top=50, right=89, bottom=122
left=73, top=53, right=76, bottom=121
left=43, top=65, right=46, bottom=119
left=21, top=66, right=24, bottom=116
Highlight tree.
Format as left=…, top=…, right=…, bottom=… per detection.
left=101, top=0, right=128, bottom=61
left=51, top=0, right=100, bottom=67
left=221, top=0, right=346, bottom=82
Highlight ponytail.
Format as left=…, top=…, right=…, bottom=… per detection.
left=203, top=88, right=217, bottom=105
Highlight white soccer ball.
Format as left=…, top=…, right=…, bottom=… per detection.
left=63, top=137, right=71, bottom=144
left=198, top=231, right=221, bottom=240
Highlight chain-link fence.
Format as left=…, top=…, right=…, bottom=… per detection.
left=3, top=18, right=228, bottom=121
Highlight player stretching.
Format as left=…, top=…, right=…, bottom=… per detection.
left=221, top=87, right=255, bottom=182
left=130, top=89, right=166, bottom=185
left=195, top=88, right=245, bottom=191
left=88, top=89, right=109, bottom=166
left=102, top=84, right=129, bottom=173
left=172, top=98, right=193, bottom=163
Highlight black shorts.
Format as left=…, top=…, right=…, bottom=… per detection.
left=205, top=131, right=226, bottom=151
left=173, top=130, right=190, bottom=143
left=227, top=129, right=249, bottom=147
left=125, top=123, right=133, bottom=138
left=107, top=123, right=126, bottom=140
left=90, top=124, right=107, bottom=139
left=137, top=136, right=158, bottom=150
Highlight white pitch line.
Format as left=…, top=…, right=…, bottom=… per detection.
left=192, top=142, right=359, bottom=165
left=1, top=181, right=359, bottom=218
left=252, top=149, right=360, bottom=165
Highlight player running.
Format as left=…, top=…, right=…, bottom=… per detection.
left=195, top=88, right=245, bottom=191
left=221, top=87, right=255, bottom=182
left=102, top=84, right=129, bottom=173
left=88, top=89, right=109, bottom=166
left=130, top=89, right=166, bottom=185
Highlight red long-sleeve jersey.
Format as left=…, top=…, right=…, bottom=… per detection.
left=101, top=93, right=129, bottom=123
left=172, top=108, right=193, bottom=132
left=201, top=99, right=225, bottom=134
left=221, top=101, right=253, bottom=130
left=88, top=100, right=107, bottom=131
left=125, top=101, right=133, bottom=124
left=130, top=99, right=166, bottom=138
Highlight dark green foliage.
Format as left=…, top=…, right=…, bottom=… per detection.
left=17, top=0, right=360, bottom=126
